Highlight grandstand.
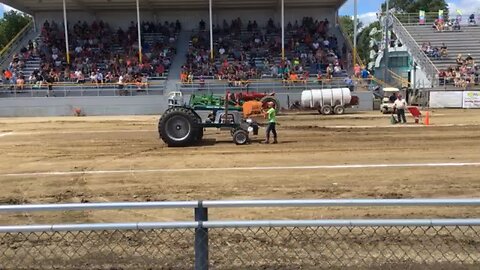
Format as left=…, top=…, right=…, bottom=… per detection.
left=389, top=13, right=480, bottom=90
left=0, top=0, right=357, bottom=116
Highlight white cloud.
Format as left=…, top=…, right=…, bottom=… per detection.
left=3, top=4, right=14, bottom=12
left=448, top=0, right=480, bottom=15
left=358, top=12, right=378, bottom=27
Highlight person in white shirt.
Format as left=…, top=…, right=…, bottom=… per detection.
left=394, top=94, right=407, bottom=123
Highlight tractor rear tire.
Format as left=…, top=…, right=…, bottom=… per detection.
left=194, top=128, right=204, bottom=143
left=320, top=105, right=333, bottom=115
left=260, top=96, right=280, bottom=113
left=158, top=107, right=201, bottom=147
left=334, top=105, right=345, bottom=115
left=233, top=129, right=249, bottom=145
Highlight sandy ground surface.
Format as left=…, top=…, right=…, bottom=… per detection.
left=0, top=109, right=479, bottom=224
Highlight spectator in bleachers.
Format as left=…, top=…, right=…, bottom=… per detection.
left=439, top=52, right=478, bottom=89
left=433, top=19, right=444, bottom=31
left=440, top=43, right=448, bottom=58
left=469, top=14, right=477, bottom=25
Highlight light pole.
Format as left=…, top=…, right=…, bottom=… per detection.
left=383, top=0, right=389, bottom=84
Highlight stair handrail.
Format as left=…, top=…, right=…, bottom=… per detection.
left=336, top=21, right=365, bottom=68
left=390, top=13, right=439, bottom=87
left=388, top=69, right=411, bottom=87
left=0, top=20, right=33, bottom=66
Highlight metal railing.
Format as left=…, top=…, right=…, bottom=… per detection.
left=0, top=21, right=34, bottom=68
left=176, top=77, right=375, bottom=95
left=0, top=82, right=165, bottom=97
left=390, top=13, right=439, bottom=87
left=1, top=199, right=480, bottom=269
left=394, top=12, right=478, bottom=26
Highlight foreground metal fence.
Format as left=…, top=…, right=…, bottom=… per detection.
left=1, top=199, right=479, bottom=269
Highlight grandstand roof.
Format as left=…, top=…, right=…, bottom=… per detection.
left=3, top=0, right=346, bottom=14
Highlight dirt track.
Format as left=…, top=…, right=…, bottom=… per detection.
left=0, top=109, right=480, bottom=224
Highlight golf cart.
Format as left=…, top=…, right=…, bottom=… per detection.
left=380, top=87, right=405, bottom=114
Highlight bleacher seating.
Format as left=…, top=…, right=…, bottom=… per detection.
left=2, top=20, right=179, bottom=93
left=182, top=17, right=348, bottom=86
left=404, top=23, right=480, bottom=88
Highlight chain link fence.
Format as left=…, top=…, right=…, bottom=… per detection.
left=1, top=225, right=479, bottom=269
left=1, top=200, right=480, bottom=269
left=209, top=225, right=480, bottom=269
left=0, top=229, right=194, bottom=269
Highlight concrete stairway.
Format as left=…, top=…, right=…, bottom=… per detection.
left=165, top=30, right=190, bottom=91
left=21, top=37, right=42, bottom=76
left=404, top=25, right=480, bottom=71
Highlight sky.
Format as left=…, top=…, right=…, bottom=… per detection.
left=339, top=0, right=480, bottom=26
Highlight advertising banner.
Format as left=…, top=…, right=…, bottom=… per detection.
left=463, top=91, right=480, bottom=108
left=429, top=91, right=463, bottom=108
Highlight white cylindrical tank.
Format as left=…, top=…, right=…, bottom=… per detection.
left=301, top=88, right=352, bottom=108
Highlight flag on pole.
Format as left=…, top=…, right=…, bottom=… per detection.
left=438, top=10, right=444, bottom=23
left=419, top=10, right=425, bottom=25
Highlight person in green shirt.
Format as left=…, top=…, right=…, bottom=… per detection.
left=263, top=102, right=278, bottom=144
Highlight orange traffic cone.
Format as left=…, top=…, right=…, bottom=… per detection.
left=424, top=111, right=430, bottom=126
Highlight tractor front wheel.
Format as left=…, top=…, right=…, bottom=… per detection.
left=233, top=129, right=249, bottom=145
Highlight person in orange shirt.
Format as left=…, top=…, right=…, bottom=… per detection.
left=180, top=72, right=187, bottom=83
left=354, top=64, right=361, bottom=78
left=4, top=69, right=12, bottom=81
left=289, top=72, right=298, bottom=84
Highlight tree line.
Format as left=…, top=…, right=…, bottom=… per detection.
left=0, top=11, right=31, bottom=52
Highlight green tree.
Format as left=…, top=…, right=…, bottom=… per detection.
left=339, top=15, right=363, bottom=45
left=0, top=10, right=31, bottom=50
left=382, top=0, right=448, bottom=13
left=357, top=21, right=382, bottom=65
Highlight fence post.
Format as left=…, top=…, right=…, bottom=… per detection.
left=194, top=201, right=209, bottom=270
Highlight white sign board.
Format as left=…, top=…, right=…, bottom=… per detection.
left=463, top=91, right=480, bottom=108
left=429, top=91, right=463, bottom=108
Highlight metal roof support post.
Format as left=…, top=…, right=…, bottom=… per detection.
left=62, top=0, right=70, bottom=65
left=209, top=0, right=214, bottom=60
left=136, top=0, right=142, bottom=64
left=281, top=0, right=285, bottom=60
left=32, top=14, right=37, bottom=33
left=353, top=0, right=357, bottom=68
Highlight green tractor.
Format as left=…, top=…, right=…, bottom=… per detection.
left=158, top=91, right=259, bottom=147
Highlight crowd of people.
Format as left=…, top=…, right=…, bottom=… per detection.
left=421, top=42, right=448, bottom=59
left=433, top=14, right=477, bottom=32
left=2, top=20, right=179, bottom=91
left=2, top=16, right=356, bottom=93
left=438, top=54, right=479, bottom=88
left=181, top=17, right=347, bottom=86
